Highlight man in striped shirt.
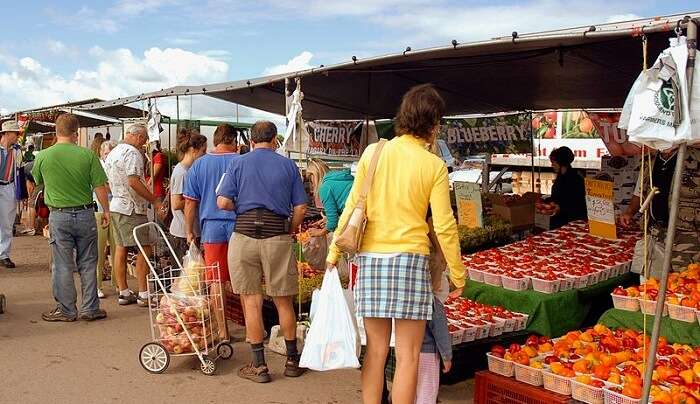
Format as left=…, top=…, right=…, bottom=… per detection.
left=0, top=121, right=20, bottom=268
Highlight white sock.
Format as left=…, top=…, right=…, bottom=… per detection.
left=139, top=291, right=148, bottom=299
left=120, top=289, right=131, bottom=297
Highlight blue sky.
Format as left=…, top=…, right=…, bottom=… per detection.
left=0, top=0, right=697, bottom=120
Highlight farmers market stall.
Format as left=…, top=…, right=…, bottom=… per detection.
left=601, top=264, right=700, bottom=346
left=461, top=221, right=640, bottom=336
left=598, top=310, right=700, bottom=346
left=465, top=274, right=635, bottom=337
left=483, top=324, right=700, bottom=403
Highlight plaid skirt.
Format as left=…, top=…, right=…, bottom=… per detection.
left=355, top=253, right=432, bottom=320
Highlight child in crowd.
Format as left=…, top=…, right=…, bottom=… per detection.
left=415, top=296, right=452, bottom=404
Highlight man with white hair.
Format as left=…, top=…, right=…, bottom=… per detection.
left=0, top=120, right=21, bottom=268
left=104, top=124, right=165, bottom=306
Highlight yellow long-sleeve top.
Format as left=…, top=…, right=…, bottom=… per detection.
left=327, top=134, right=466, bottom=288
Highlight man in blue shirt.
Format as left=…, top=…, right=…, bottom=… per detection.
left=184, top=124, right=238, bottom=340
left=217, top=120, right=307, bottom=383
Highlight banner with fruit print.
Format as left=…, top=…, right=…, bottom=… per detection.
left=440, top=113, right=533, bottom=159
left=306, top=120, right=363, bottom=157
left=585, top=178, right=617, bottom=240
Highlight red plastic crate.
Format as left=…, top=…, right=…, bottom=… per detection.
left=474, top=371, right=574, bottom=404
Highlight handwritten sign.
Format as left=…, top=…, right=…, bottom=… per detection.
left=454, top=181, right=483, bottom=228
left=585, top=178, right=617, bottom=239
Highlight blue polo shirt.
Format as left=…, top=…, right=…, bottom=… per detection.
left=216, top=148, right=307, bottom=217
left=183, top=152, right=238, bottom=243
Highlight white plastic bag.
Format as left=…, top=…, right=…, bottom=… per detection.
left=300, top=269, right=360, bottom=371
left=625, top=36, right=700, bottom=150
left=266, top=323, right=309, bottom=356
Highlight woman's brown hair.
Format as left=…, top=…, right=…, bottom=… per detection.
left=90, top=136, right=105, bottom=156
left=394, top=83, right=445, bottom=141
left=177, top=128, right=207, bottom=157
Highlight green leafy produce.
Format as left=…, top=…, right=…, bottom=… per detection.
left=458, top=216, right=512, bottom=254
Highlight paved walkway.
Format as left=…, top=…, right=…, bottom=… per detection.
left=0, top=235, right=472, bottom=403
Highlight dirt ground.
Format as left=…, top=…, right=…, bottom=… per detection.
left=0, top=236, right=473, bottom=404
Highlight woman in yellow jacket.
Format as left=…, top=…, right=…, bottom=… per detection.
left=327, top=84, right=465, bottom=404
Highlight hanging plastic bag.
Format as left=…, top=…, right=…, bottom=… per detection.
left=302, top=234, right=328, bottom=271
left=300, top=268, right=360, bottom=371
left=625, top=37, right=696, bottom=150
left=172, top=243, right=204, bottom=297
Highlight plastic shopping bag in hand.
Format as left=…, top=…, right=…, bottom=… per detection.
left=300, top=268, right=360, bottom=371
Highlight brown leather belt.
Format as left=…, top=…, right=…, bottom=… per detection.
left=235, top=208, right=289, bottom=239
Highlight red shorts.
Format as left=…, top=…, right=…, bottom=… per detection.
left=203, top=243, right=230, bottom=283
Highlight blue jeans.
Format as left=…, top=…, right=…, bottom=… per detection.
left=49, top=208, right=100, bottom=317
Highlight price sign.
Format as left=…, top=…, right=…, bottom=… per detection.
left=454, top=181, right=483, bottom=228
left=585, top=178, right=617, bottom=239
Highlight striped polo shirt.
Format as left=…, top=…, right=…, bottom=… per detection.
left=0, top=145, right=15, bottom=184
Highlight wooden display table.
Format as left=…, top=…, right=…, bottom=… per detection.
left=474, top=371, right=575, bottom=404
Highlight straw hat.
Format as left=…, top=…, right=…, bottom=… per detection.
left=0, top=121, right=20, bottom=134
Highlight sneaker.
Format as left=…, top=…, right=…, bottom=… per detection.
left=137, top=295, right=155, bottom=308
left=42, top=308, right=76, bottom=322
left=238, top=363, right=272, bottom=383
left=118, top=291, right=138, bottom=305
left=19, top=228, right=35, bottom=236
left=97, top=289, right=106, bottom=299
left=0, top=258, right=16, bottom=269
left=284, top=355, right=307, bottom=378
left=79, top=309, right=107, bottom=321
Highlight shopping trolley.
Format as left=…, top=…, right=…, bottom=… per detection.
left=133, top=222, right=233, bottom=375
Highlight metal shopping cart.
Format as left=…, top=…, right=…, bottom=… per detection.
left=133, top=222, right=233, bottom=375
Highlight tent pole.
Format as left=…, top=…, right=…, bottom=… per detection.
left=639, top=17, right=697, bottom=404
left=285, top=78, right=291, bottom=158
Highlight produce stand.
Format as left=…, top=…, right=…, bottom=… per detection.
left=598, top=309, right=700, bottom=346
left=474, top=371, right=573, bottom=404
left=464, top=273, right=636, bottom=337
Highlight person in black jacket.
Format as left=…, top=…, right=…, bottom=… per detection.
left=547, top=146, right=587, bottom=229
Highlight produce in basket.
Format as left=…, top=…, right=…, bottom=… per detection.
left=156, top=294, right=213, bottom=354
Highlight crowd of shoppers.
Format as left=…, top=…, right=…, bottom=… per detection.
left=1, top=84, right=468, bottom=403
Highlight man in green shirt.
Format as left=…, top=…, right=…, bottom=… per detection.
left=32, top=113, right=111, bottom=322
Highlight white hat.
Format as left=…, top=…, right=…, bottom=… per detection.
left=0, top=120, right=20, bottom=134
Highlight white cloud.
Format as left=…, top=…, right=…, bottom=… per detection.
left=47, top=40, right=66, bottom=54
left=0, top=47, right=229, bottom=114
left=263, top=51, right=314, bottom=75
left=605, top=14, right=642, bottom=23
left=364, top=1, right=651, bottom=47
left=110, top=0, right=177, bottom=16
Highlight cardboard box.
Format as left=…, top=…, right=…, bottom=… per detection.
left=487, top=192, right=537, bottom=229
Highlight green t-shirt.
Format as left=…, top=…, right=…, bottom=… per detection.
left=32, top=143, right=108, bottom=208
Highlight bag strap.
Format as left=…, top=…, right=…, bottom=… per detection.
left=356, top=139, right=387, bottom=209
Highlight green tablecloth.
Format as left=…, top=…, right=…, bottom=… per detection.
left=463, top=273, right=635, bottom=337
left=598, top=308, right=700, bottom=346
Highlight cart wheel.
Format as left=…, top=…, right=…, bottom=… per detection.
left=139, top=343, right=170, bottom=374
left=200, top=356, right=216, bottom=375
left=217, top=342, right=233, bottom=360
left=0, top=294, right=5, bottom=314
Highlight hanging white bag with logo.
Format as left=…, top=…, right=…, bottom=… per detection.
left=626, top=37, right=690, bottom=150
left=300, top=268, right=360, bottom=371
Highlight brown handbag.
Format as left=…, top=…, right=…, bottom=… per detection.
left=334, top=139, right=387, bottom=255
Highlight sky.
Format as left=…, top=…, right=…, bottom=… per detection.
left=0, top=0, right=697, bottom=123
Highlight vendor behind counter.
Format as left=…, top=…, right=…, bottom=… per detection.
left=545, top=146, right=587, bottom=229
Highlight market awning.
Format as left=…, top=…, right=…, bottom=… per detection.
left=78, top=12, right=700, bottom=120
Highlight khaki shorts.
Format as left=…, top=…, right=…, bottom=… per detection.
left=228, top=233, right=298, bottom=297
left=111, top=213, right=152, bottom=247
